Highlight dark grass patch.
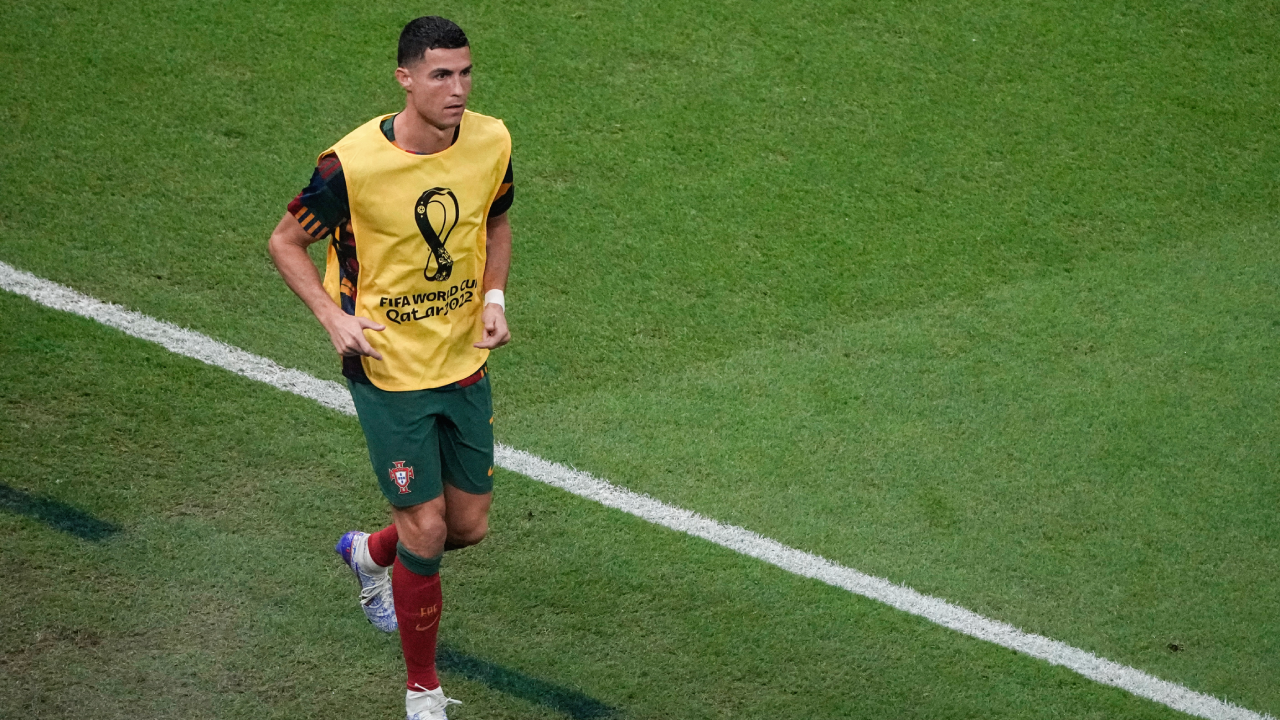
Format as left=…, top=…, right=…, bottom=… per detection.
left=0, top=483, right=121, bottom=541
left=438, top=645, right=617, bottom=719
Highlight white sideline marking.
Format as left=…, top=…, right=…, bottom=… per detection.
left=0, top=259, right=1271, bottom=720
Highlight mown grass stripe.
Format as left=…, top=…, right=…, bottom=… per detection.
left=1, top=259, right=1270, bottom=720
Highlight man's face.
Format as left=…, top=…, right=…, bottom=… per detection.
left=396, top=46, right=473, bottom=130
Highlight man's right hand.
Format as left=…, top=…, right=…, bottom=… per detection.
left=267, top=212, right=385, bottom=361
left=323, top=312, right=386, bottom=360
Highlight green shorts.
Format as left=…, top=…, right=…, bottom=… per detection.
left=348, top=369, right=495, bottom=507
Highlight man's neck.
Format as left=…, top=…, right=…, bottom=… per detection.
left=392, top=109, right=458, bottom=155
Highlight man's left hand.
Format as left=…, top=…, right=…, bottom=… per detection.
left=474, top=303, right=511, bottom=349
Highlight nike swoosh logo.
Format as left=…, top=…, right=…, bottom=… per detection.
left=415, top=618, right=440, bottom=632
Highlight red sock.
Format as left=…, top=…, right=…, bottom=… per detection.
left=367, top=524, right=398, bottom=568
left=393, top=557, right=442, bottom=691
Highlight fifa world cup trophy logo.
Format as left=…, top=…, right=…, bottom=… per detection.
left=414, top=187, right=459, bottom=282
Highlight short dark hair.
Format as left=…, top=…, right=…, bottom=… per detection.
left=398, top=16, right=469, bottom=67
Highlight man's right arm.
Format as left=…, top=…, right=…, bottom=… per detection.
left=267, top=213, right=384, bottom=360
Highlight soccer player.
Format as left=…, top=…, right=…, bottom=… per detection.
left=267, top=16, right=513, bottom=720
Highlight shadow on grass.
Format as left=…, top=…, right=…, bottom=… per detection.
left=0, top=483, right=121, bottom=540
left=438, top=645, right=618, bottom=719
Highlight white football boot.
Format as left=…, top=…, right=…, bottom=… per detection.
left=334, top=530, right=397, bottom=632
left=406, top=684, right=462, bottom=720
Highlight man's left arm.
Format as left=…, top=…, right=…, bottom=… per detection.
left=474, top=210, right=511, bottom=349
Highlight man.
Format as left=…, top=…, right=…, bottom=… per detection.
left=267, top=16, right=513, bottom=720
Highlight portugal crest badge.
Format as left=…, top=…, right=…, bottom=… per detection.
left=389, top=461, right=415, bottom=494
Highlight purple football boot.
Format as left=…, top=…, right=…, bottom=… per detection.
left=335, top=530, right=397, bottom=632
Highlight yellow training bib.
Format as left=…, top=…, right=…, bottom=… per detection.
left=323, top=111, right=511, bottom=391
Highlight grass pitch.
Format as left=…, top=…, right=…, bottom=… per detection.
left=2, top=0, right=1278, bottom=717
left=1, top=296, right=1193, bottom=720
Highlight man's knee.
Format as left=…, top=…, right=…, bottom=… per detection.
left=446, top=518, right=488, bottom=549
left=396, top=505, right=448, bottom=557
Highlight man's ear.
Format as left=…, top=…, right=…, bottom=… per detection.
left=394, top=66, right=413, bottom=92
